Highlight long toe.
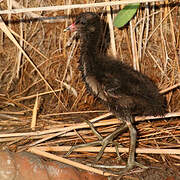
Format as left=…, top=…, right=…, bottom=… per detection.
left=126, top=160, right=148, bottom=171
left=64, top=140, right=102, bottom=157
left=95, top=124, right=128, bottom=161
left=111, top=161, right=148, bottom=176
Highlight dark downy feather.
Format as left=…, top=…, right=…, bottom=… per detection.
left=71, top=12, right=166, bottom=119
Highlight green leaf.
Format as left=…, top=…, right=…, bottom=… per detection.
left=114, top=3, right=140, bottom=28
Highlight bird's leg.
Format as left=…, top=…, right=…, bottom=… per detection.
left=116, top=116, right=148, bottom=175
left=126, top=117, right=137, bottom=168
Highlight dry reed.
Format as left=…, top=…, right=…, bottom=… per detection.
left=0, top=0, right=179, bottom=178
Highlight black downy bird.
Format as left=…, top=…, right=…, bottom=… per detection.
left=64, top=12, right=166, bottom=173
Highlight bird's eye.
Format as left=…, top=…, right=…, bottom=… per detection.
left=80, top=19, right=86, bottom=25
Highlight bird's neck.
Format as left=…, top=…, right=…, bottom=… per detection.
left=78, top=32, right=101, bottom=75
left=80, top=32, right=100, bottom=56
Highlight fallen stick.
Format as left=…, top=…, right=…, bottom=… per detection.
left=34, top=146, right=180, bottom=155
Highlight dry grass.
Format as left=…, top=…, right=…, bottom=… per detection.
left=0, top=0, right=180, bottom=178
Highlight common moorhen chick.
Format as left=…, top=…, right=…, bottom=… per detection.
left=64, top=12, right=166, bottom=174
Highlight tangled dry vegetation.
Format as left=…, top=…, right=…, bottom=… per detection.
left=0, top=0, right=180, bottom=178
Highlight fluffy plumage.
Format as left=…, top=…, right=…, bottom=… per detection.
left=73, top=12, right=166, bottom=118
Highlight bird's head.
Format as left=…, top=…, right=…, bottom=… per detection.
left=64, top=12, right=101, bottom=35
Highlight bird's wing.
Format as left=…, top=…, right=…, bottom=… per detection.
left=100, top=71, right=155, bottom=101
left=85, top=75, right=107, bottom=101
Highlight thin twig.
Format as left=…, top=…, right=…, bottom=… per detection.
left=0, top=0, right=166, bottom=15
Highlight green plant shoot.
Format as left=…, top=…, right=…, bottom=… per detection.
left=114, top=3, right=140, bottom=28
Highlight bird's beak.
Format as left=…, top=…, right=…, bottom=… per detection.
left=64, top=23, right=76, bottom=32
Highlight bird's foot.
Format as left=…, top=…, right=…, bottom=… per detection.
left=65, top=121, right=128, bottom=161
left=95, top=137, right=123, bottom=162
left=95, top=124, right=128, bottom=161
left=125, top=160, right=148, bottom=171
left=64, top=138, right=123, bottom=161
left=113, top=160, right=148, bottom=176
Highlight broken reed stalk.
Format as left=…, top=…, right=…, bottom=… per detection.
left=28, top=147, right=115, bottom=176
left=0, top=0, right=166, bottom=15
left=0, top=111, right=180, bottom=138
left=31, top=146, right=180, bottom=155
